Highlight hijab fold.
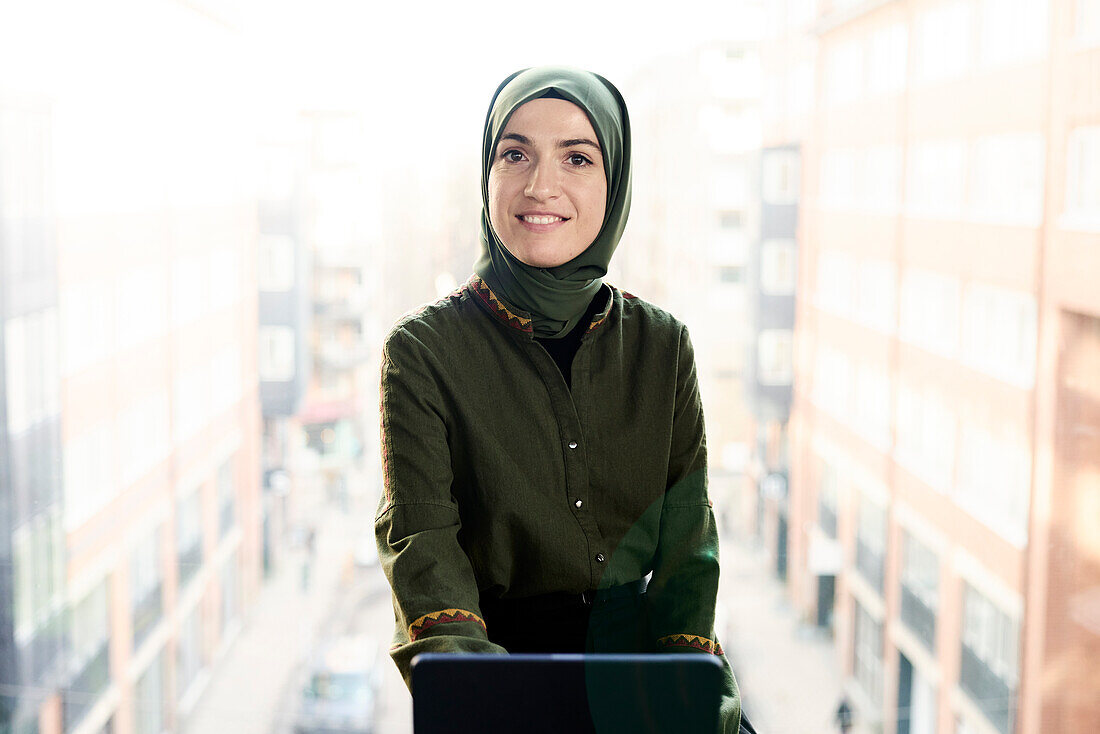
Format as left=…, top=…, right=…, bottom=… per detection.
left=475, top=67, right=632, bottom=339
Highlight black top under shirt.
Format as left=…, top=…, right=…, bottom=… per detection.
left=534, top=286, right=609, bottom=390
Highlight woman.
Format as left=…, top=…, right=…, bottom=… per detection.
left=376, top=66, right=752, bottom=733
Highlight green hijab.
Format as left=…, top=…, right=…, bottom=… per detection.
left=475, top=66, right=632, bottom=339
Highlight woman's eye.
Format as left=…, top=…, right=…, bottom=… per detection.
left=502, top=150, right=525, bottom=162
left=568, top=153, right=593, bottom=166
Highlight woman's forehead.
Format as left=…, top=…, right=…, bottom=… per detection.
left=499, top=98, right=598, bottom=140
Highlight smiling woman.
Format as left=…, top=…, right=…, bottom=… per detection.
left=488, top=97, right=608, bottom=268
left=375, top=66, right=753, bottom=734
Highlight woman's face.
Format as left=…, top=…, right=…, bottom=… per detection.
left=488, top=98, right=607, bottom=269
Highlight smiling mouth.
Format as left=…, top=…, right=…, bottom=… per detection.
left=518, top=215, right=568, bottom=225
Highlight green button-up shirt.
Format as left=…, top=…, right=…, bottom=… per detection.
left=375, top=275, right=741, bottom=732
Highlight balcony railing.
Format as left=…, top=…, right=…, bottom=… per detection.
left=900, top=585, right=936, bottom=652
left=818, top=502, right=838, bottom=538
left=132, top=583, right=162, bottom=651
left=855, top=538, right=885, bottom=595
left=63, top=642, right=110, bottom=732
left=960, top=644, right=1016, bottom=734
left=178, top=542, right=203, bottom=588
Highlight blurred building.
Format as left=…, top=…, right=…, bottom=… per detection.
left=619, top=39, right=763, bottom=512
left=296, top=112, right=376, bottom=516
left=1, top=95, right=67, bottom=734
left=780, top=1, right=1100, bottom=733
left=257, top=136, right=312, bottom=576
left=0, top=4, right=265, bottom=734
left=746, top=0, right=817, bottom=585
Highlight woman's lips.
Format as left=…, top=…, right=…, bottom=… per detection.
left=516, top=214, right=569, bottom=233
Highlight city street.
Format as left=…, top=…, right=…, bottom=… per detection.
left=182, top=490, right=849, bottom=734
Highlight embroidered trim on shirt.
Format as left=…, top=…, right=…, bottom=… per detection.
left=469, top=275, right=534, bottom=332
left=409, top=608, right=487, bottom=641
left=656, top=633, right=724, bottom=655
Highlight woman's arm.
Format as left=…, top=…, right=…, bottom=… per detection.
left=645, top=324, right=743, bottom=733
left=375, top=325, right=507, bottom=690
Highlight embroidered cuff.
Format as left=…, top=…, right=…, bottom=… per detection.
left=409, top=608, right=487, bottom=641
left=656, top=633, right=724, bottom=655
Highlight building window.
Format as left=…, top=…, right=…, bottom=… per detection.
left=258, top=326, right=296, bottom=382
left=133, top=650, right=166, bottom=734
left=176, top=610, right=204, bottom=702
left=119, top=392, right=171, bottom=486
left=854, top=364, right=891, bottom=451
left=899, top=268, right=961, bottom=358
left=853, top=601, right=884, bottom=707
left=131, top=527, right=162, bottom=652
left=172, top=364, right=210, bottom=441
left=757, top=329, right=793, bottom=385
left=906, top=139, right=967, bottom=219
left=210, top=346, right=242, bottom=416
left=718, top=210, right=744, bottom=229
left=824, top=39, right=864, bottom=106
left=956, top=421, right=1031, bottom=547
left=855, top=499, right=886, bottom=595
left=258, top=234, right=295, bottom=292
left=171, top=256, right=206, bottom=327
left=818, top=461, right=839, bottom=538
left=961, top=283, right=1037, bottom=387
left=760, top=239, right=797, bottom=296
left=895, top=380, right=957, bottom=494
left=815, top=249, right=857, bottom=317
left=863, top=145, right=902, bottom=214
left=217, top=456, right=236, bottom=539
left=812, top=345, right=853, bottom=423
left=900, top=532, right=939, bottom=651
left=5, top=308, right=60, bottom=434
left=116, top=265, right=167, bottom=350
left=176, top=490, right=203, bottom=589
left=221, top=552, right=240, bottom=635
left=763, top=150, right=800, bottom=204
left=1078, top=0, right=1100, bottom=43
left=960, top=583, right=1019, bottom=734
left=717, top=265, right=745, bottom=285
left=855, top=259, right=896, bottom=333
left=819, top=148, right=857, bottom=210
left=61, top=281, right=111, bottom=376
left=1065, top=125, right=1100, bottom=228
left=969, top=133, right=1045, bottom=225
left=868, top=23, right=908, bottom=95
left=208, top=248, right=241, bottom=311
left=65, top=580, right=111, bottom=732
left=978, top=0, right=1048, bottom=68
left=915, top=2, right=973, bottom=83
left=63, top=419, right=116, bottom=531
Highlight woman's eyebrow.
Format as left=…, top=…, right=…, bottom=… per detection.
left=498, top=132, right=601, bottom=151
left=559, top=138, right=601, bottom=151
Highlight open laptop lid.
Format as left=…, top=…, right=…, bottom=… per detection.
left=411, top=653, right=723, bottom=734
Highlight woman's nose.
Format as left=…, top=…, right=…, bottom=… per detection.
left=524, top=159, right=561, bottom=201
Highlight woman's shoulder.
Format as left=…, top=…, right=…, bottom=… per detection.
left=610, top=286, right=687, bottom=337
left=383, top=284, right=476, bottom=353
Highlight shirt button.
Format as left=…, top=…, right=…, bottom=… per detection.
left=595, top=553, right=605, bottom=563
left=567, top=440, right=578, bottom=450
left=575, top=499, right=583, bottom=509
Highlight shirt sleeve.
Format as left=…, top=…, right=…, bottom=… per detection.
left=375, top=326, right=507, bottom=690
left=645, top=325, right=742, bottom=734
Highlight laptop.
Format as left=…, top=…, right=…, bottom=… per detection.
left=411, top=653, right=723, bottom=734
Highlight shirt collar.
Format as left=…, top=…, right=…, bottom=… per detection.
left=467, top=274, right=615, bottom=337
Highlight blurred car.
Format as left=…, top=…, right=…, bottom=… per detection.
left=293, top=635, right=382, bottom=734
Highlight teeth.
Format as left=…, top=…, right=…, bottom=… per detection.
left=521, top=215, right=564, bottom=225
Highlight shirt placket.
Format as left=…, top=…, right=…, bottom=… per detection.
left=520, top=338, right=607, bottom=590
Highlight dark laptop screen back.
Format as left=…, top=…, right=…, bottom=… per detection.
left=411, top=653, right=722, bottom=734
